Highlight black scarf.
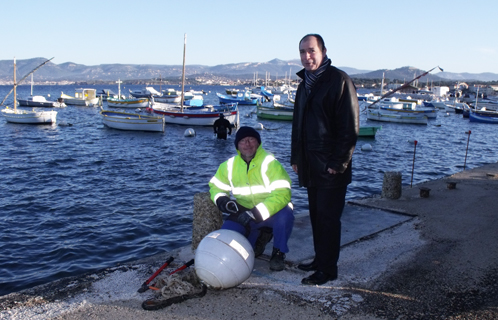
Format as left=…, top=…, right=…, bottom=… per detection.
left=304, top=56, right=331, bottom=92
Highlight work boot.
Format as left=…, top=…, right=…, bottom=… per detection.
left=269, top=247, right=285, bottom=271
left=254, top=227, right=273, bottom=257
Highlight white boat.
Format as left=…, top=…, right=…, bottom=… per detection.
left=149, top=101, right=238, bottom=126
left=155, top=88, right=181, bottom=103
left=129, top=87, right=161, bottom=98
left=101, top=109, right=165, bottom=132
left=147, top=34, right=240, bottom=127
left=61, top=88, right=99, bottom=106
left=2, top=107, right=57, bottom=124
left=367, top=108, right=428, bottom=125
left=17, top=74, right=66, bottom=108
left=1, top=58, right=57, bottom=125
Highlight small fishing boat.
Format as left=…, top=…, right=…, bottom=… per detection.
left=147, top=34, right=239, bottom=127
left=101, top=109, right=165, bottom=132
left=107, top=97, right=149, bottom=108
left=1, top=58, right=58, bottom=125
left=17, top=95, right=65, bottom=108
left=17, top=74, right=66, bottom=108
left=217, top=91, right=259, bottom=105
left=149, top=102, right=238, bottom=126
left=367, top=108, right=428, bottom=125
left=468, top=112, right=498, bottom=124
left=155, top=88, right=181, bottom=103
left=61, top=88, right=99, bottom=106
left=256, top=105, right=293, bottom=121
left=359, top=125, right=381, bottom=138
left=129, top=87, right=161, bottom=98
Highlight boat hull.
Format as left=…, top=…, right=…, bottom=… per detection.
left=469, top=113, right=498, bottom=124
left=107, top=98, right=149, bottom=108
left=149, top=104, right=238, bottom=126
left=101, top=110, right=165, bottom=132
left=256, top=106, right=293, bottom=121
left=359, top=126, right=381, bottom=137
left=367, top=109, right=428, bottom=125
left=1, top=108, right=57, bottom=124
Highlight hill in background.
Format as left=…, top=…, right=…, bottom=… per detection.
left=0, top=58, right=497, bottom=84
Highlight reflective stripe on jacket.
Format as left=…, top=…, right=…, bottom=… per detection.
left=209, top=145, right=291, bottom=221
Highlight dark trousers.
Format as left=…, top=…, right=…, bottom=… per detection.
left=307, top=186, right=347, bottom=275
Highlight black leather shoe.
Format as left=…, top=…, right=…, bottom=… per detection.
left=297, top=260, right=318, bottom=271
left=301, top=271, right=337, bottom=285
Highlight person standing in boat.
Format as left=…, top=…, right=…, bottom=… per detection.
left=291, top=34, right=359, bottom=285
left=209, top=126, right=294, bottom=271
left=213, top=113, right=232, bottom=140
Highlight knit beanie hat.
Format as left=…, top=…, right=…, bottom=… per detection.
left=234, top=126, right=261, bottom=149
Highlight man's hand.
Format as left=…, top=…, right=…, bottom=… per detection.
left=216, top=196, right=238, bottom=214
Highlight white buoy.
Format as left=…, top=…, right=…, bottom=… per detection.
left=195, top=229, right=254, bottom=290
left=184, top=128, right=196, bottom=137
left=361, top=143, right=373, bottom=151
left=253, top=123, right=264, bottom=130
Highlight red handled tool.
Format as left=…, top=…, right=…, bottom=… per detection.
left=147, top=259, right=195, bottom=291
left=138, top=256, right=174, bottom=293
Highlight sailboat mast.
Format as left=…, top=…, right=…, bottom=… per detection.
left=180, top=33, right=187, bottom=112
left=13, top=58, right=17, bottom=111
left=30, top=73, right=34, bottom=96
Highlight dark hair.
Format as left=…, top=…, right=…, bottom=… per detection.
left=299, top=34, right=326, bottom=52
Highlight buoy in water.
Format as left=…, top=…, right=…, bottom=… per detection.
left=195, top=229, right=254, bottom=289
left=253, top=123, right=264, bottom=130
left=361, top=143, right=373, bottom=151
left=184, top=128, right=196, bottom=137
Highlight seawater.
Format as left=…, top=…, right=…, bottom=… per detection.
left=1, top=84, right=497, bottom=296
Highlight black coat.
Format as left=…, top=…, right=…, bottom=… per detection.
left=291, top=64, right=359, bottom=188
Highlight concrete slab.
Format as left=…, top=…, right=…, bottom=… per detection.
left=255, top=204, right=414, bottom=265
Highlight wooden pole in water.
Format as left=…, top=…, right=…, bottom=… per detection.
left=180, top=33, right=186, bottom=113
left=410, top=140, right=418, bottom=187
left=464, top=130, right=471, bottom=170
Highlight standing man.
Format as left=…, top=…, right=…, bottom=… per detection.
left=291, top=34, right=359, bottom=285
left=213, top=113, right=232, bottom=140
left=209, top=126, right=294, bottom=271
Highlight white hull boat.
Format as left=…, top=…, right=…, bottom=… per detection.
left=61, top=88, right=99, bottom=106
left=101, top=109, right=165, bottom=132
left=1, top=58, right=57, bottom=125
left=2, top=107, right=57, bottom=124
left=367, top=108, right=428, bottom=125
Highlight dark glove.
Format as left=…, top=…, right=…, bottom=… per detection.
left=216, top=197, right=238, bottom=214
left=237, top=210, right=256, bottom=226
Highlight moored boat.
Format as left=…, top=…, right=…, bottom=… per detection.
left=217, top=91, right=259, bottom=105
left=359, top=125, right=381, bottom=138
left=256, top=105, right=293, bottom=121
left=468, top=112, right=498, bottom=124
left=101, top=109, right=165, bottom=132
left=107, top=97, right=149, bottom=108
left=367, top=108, right=428, bottom=125
left=61, top=88, right=99, bottom=106
left=1, top=58, right=58, bottom=125
left=18, top=95, right=66, bottom=108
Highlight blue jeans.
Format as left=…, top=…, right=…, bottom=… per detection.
left=221, top=205, right=294, bottom=253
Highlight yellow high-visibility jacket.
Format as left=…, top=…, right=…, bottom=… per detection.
left=209, top=145, right=292, bottom=221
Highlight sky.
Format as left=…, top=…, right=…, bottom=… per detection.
left=2, top=0, right=497, bottom=74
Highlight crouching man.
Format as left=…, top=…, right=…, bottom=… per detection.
left=209, top=126, right=294, bottom=271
